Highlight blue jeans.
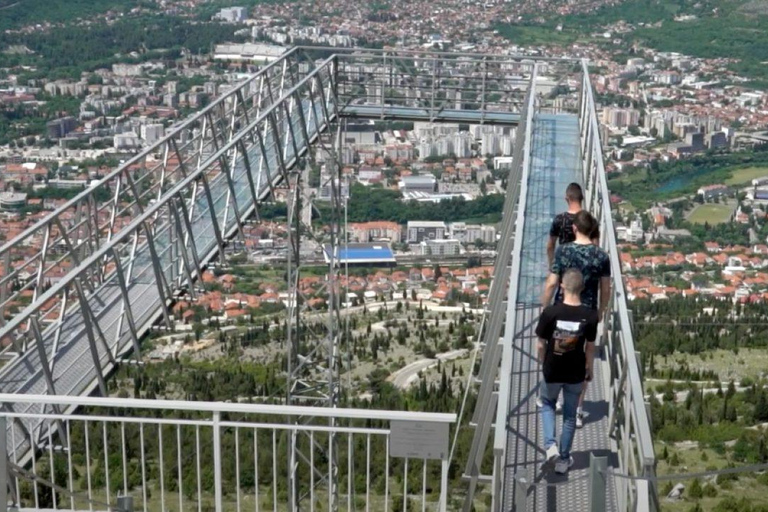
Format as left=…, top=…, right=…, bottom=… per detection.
left=540, top=381, right=582, bottom=459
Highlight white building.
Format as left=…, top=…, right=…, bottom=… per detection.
left=213, top=43, right=286, bottom=63
left=407, top=221, right=447, bottom=243
left=214, top=7, right=248, bottom=22
left=140, top=124, right=165, bottom=145
left=113, top=131, right=141, bottom=150
left=616, top=219, right=644, bottom=243
left=449, top=222, right=496, bottom=244
left=454, top=133, right=472, bottom=159
left=419, top=239, right=461, bottom=256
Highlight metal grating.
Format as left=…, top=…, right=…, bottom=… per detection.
left=501, top=113, right=618, bottom=511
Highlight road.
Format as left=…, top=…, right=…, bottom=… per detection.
left=387, top=348, right=468, bottom=389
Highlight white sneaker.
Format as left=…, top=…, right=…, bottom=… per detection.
left=554, top=456, right=574, bottom=474
left=536, top=397, right=544, bottom=407
left=544, top=444, right=560, bottom=466
left=576, top=411, right=584, bottom=429
left=556, top=400, right=563, bottom=412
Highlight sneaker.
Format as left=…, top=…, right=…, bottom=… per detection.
left=576, top=411, right=584, bottom=429
left=554, top=456, right=574, bottom=475
left=556, top=400, right=563, bottom=413
left=536, top=397, right=543, bottom=408
left=544, top=444, right=560, bottom=467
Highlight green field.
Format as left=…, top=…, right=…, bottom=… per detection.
left=725, top=166, right=768, bottom=186
left=655, top=348, right=768, bottom=382
left=687, top=204, right=734, bottom=225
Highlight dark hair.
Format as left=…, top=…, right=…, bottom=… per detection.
left=573, top=210, right=596, bottom=236
left=565, top=183, right=584, bottom=203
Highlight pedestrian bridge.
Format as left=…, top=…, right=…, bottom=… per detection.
left=0, top=48, right=655, bottom=511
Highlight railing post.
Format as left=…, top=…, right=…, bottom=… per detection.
left=439, top=458, right=449, bottom=512
left=588, top=454, right=607, bottom=512
left=0, top=416, right=7, bottom=512
left=514, top=469, right=530, bottom=512
left=213, top=411, right=223, bottom=512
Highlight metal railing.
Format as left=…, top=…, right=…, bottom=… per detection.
left=294, top=47, right=577, bottom=125
left=0, top=394, right=455, bottom=511
left=490, top=63, right=538, bottom=511
left=0, top=48, right=313, bottom=354
left=0, top=51, right=344, bottom=473
left=578, top=60, right=657, bottom=511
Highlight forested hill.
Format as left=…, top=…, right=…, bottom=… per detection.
left=0, top=0, right=147, bottom=32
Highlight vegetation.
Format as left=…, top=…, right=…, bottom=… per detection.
left=724, top=167, right=768, bottom=186
left=634, top=297, right=768, bottom=357
left=340, top=183, right=504, bottom=224
left=493, top=23, right=582, bottom=46
left=0, top=0, right=148, bottom=31
left=18, top=301, right=481, bottom=509
left=687, top=204, right=734, bottom=225
left=634, top=8, right=768, bottom=84
left=608, top=147, right=768, bottom=207
left=0, top=16, right=241, bottom=80
left=500, top=0, right=768, bottom=85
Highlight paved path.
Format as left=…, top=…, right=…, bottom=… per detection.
left=387, top=349, right=469, bottom=389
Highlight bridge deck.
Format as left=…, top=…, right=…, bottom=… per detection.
left=502, top=114, right=618, bottom=511
left=340, top=105, right=521, bottom=125
left=1, top=99, right=328, bottom=461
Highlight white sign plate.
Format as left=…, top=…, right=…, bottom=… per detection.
left=389, top=420, right=449, bottom=460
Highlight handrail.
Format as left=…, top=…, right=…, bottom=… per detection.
left=581, top=60, right=655, bottom=469
left=491, top=64, right=538, bottom=508
left=0, top=393, right=456, bottom=423
left=493, top=63, right=538, bottom=455
left=295, top=45, right=580, bottom=63
left=0, top=55, right=337, bottom=342
left=0, top=47, right=301, bottom=256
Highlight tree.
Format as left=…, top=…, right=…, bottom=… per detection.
left=433, top=264, right=442, bottom=281
left=754, top=391, right=768, bottom=422
left=689, top=478, right=703, bottom=499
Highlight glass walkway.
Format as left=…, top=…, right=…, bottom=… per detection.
left=501, top=113, right=619, bottom=511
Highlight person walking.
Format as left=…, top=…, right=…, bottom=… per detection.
left=536, top=268, right=599, bottom=474
left=546, top=183, right=598, bottom=267
left=540, top=210, right=610, bottom=428
left=538, top=183, right=589, bottom=412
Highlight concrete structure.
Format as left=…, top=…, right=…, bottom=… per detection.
left=450, top=222, right=496, bottom=244
left=140, top=123, right=165, bottom=145
left=697, top=184, right=731, bottom=199
left=213, top=43, right=287, bottom=62
left=399, top=175, right=437, bottom=193
left=407, top=220, right=446, bottom=243
left=0, top=190, right=27, bottom=210
left=348, top=221, right=401, bottom=243
left=602, top=107, right=640, bottom=129
left=706, top=131, right=728, bottom=149
left=46, top=116, right=77, bottom=139
left=214, top=6, right=248, bottom=22
left=419, top=238, right=461, bottom=256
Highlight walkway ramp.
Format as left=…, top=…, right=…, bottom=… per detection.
left=500, top=114, right=618, bottom=510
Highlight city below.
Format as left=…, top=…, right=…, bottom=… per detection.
left=1, top=0, right=768, bottom=511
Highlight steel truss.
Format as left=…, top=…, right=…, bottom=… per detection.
left=0, top=49, right=344, bottom=465
left=0, top=47, right=654, bottom=512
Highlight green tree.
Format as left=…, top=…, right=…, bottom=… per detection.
left=689, top=478, right=703, bottom=499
